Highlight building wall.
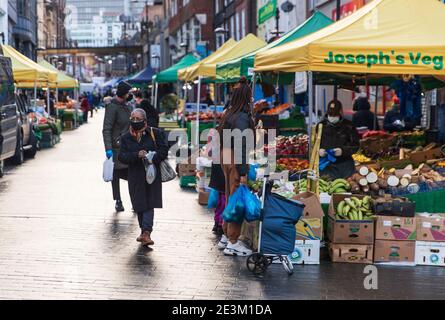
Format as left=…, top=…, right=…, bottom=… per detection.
left=12, top=0, right=37, bottom=59
left=306, top=0, right=370, bottom=20
left=256, top=0, right=306, bottom=42
left=214, top=0, right=257, bottom=48
left=37, top=0, right=67, bottom=49
left=166, top=0, right=215, bottom=59
left=0, top=0, right=8, bottom=44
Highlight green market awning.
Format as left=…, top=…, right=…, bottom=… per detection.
left=155, top=54, right=200, bottom=83
left=216, top=11, right=333, bottom=83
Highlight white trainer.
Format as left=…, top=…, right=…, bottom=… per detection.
left=223, top=241, right=253, bottom=257
left=217, top=235, right=228, bottom=250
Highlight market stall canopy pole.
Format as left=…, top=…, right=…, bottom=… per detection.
left=216, top=11, right=333, bottom=82
left=255, top=0, right=445, bottom=76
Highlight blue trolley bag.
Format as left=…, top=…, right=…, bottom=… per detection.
left=260, top=192, right=305, bottom=255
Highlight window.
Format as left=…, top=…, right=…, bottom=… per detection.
left=235, top=12, right=240, bottom=40
left=241, top=9, right=246, bottom=38
left=230, top=15, right=235, bottom=39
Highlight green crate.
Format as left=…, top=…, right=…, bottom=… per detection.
left=180, top=175, right=196, bottom=188
left=278, top=116, right=306, bottom=130
left=186, top=121, right=215, bottom=143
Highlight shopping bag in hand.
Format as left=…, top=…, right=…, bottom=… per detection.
left=207, top=188, right=219, bottom=209
left=143, top=151, right=157, bottom=185
left=223, top=186, right=246, bottom=224
left=103, top=158, right=114, bottom=182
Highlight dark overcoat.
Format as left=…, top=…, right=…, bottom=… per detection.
left=118, top=128, right=169, bottom=212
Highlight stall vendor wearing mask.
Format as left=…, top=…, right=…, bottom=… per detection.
left=318, top=100, right=360, bottom=180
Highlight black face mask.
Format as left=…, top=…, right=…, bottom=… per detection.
left=126, top=94, right=134, bottom=102
left=130, top=120, right=146, bottom=131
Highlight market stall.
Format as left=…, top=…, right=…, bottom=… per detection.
left=246, top=0, right=445, bottom=266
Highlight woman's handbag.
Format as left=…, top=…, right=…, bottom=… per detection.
left=150, top=128, right=176, bottom=183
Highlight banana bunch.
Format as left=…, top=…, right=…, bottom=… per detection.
left=320, top=179, right=351, bottom=194
left=352, top=153, right=372, bottom=163
left=336, top=196, right=375, bottom=220
left=294, top=179, right=308, bottom=193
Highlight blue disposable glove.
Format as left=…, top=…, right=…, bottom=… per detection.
left=106, top=150, right=113, bottom=159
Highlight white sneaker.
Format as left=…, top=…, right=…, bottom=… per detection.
left=223, top=241, right=252, bottom=257
left=217, top=235, right=228, bottom=250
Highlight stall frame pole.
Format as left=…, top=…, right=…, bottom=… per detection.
left=34, top=80, right=37, bottom=107
left=195, top=76, right=202, bottom=148
left=154, top=82, right=159, bottom=112
left=374, top=85, right=379, bottom=130
left=47, top=85, right=51, bottom=116
left=308, top=71, right=314, bottom=138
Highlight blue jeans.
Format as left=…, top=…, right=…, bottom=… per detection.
left=138, top=209, right=154, bottom=232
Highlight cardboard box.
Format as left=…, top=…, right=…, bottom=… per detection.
left=296, top=218, right=323, bottom=240
left=409, top=148, right=443, bottom=165
left=293, top=192, right=324, bottom=240
left=198, top=191, right=209, bottom=205
left=63, top=121, right=73, bottom=130
left=417, top=214, right=445, bottom=242
left=415, top=241, right=445, bottom=267
left=327, top=194, right=374, bottom=244
left=375, top=216, right=417, bottom=241
left=274, top=240, right=320, bottom=265
left=329, top=243, right=373, bottom=264
left=374, top=240, right=415, bottom=264
left=178, top=163, right=196, bottom=177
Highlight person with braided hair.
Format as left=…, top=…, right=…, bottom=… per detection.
left=217, top=77, right=256, bottom=257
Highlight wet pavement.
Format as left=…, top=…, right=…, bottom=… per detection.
left=0, top=110, right=445, bottom=300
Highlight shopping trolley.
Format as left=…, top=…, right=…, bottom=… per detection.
left=246, top=171, right=306, bottom=276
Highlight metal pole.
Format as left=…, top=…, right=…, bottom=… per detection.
left=154, top=82, right=159, bottom=112
left=333, top=0, right=341, bottom=101
left=47, top=86, right=50, bottom=116
left=308, top=71, right=314, bottom=138
left=374, top=85, right=379, bottom=130
left=196, top=76, right=202, bottom=147
left=34, top=80, right=37, bottom=107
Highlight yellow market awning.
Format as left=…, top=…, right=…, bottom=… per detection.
left=1, top=45, right=57, bottom=87
left=38, top=59, right=79, bottom=89
left=179, top=34, right=266, bottom=81
left=178, top=39, right=237, bottom=81
left=255, top=0, right=445, bottom=76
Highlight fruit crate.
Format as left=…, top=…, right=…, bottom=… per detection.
left=40, top=129, right=54, bottom=149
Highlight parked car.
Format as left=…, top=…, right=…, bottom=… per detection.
left=0, top=56, right=38, bottom=178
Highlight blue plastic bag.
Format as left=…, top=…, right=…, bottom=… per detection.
left=223, top=185, right=262, bottom=223
left=223, top=187, right=245, bottom=224
left=245, top=190, right=262, bottom=222
left=319, top=149, right=337, bottom=171
left=248, top=164, right=259, bottom=181
left=207, top=188, right=219, bottom=209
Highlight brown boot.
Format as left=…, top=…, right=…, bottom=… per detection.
left=141, top=231, right=154, bottom=246
left=136, top=233, right=143, bottom=242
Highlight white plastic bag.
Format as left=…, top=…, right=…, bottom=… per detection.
left=144, top=151, right=157, bottom=185
left=103, top=158, right=114, bottom=182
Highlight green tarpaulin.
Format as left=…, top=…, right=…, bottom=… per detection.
left=155, top=54, right=200, bottom=83
left=216, top=11, right=333, bottom=83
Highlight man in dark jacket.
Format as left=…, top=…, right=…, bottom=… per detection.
left=352, top=97, right=379, bottom=130
left=384, top=97, right=415, bottom=133
left=319, top=100, right=360, bottom=180
left=102, top=81, right=133, bottom=212
left=134, top=90, right=159, bottom=128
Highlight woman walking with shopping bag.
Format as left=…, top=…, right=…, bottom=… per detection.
left=217, top=77, right=256, bottom=257
left=118, top=109, right=169, bottom=246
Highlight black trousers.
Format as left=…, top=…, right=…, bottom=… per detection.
left=111, top=168, right=128, bottom=201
